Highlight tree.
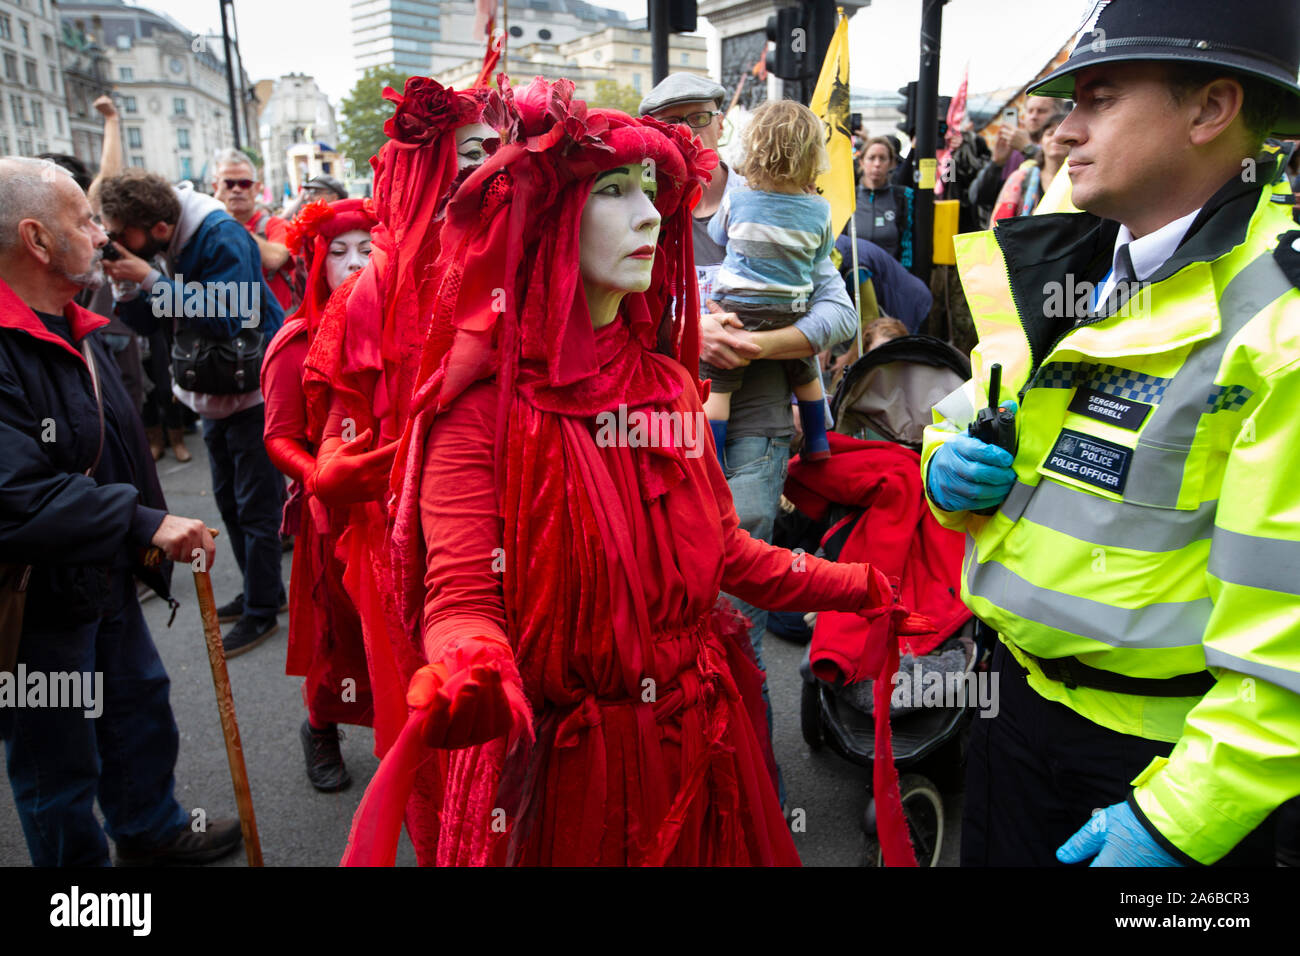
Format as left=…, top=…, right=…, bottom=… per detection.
left=339, top=65, right=410, bottom=174
left=587, top=79, right=644, bottom=116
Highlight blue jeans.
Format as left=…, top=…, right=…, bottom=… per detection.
left=2, top=574, right=189, bottom=866
left=721, top=434, right=790, bottom=803
left=203, top=403, right=285, bottom=619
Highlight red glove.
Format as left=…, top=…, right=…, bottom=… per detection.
left=407, top=636, right=533, bottom=752
left=264, top=436, right=316, bottom=486
left=859, top=565, right=936, bottom=636
left=313, top=427, right=397, bottom=508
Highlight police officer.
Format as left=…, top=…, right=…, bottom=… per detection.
left=923, top=0, right=1300, bottom=866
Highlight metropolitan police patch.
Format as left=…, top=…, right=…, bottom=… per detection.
left=1041, top=428, right=1133, bottom=494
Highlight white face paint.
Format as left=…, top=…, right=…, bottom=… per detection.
left=324, top=228, right=373, bottom=292
left=454, top=122, right=494, bottom=170
left=578, top=162, right=661, bottom=327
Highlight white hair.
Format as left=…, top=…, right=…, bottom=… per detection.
left=0, top=156, right=73, bottom=254
left=213, top=148, right=259, bottom=179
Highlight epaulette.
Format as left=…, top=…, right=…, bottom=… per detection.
left=1276, top=230, right=1300, bottom=290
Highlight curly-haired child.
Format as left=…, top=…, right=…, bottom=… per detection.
left=704, top=98, right=834, bottom=462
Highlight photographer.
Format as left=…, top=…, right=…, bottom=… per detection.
left=99, top=171, right=286, bottom=657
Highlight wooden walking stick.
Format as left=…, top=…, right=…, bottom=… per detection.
left=191, top=529, right=264, bottom=866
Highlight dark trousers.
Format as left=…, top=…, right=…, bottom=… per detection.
left=962, top=641, right=1275, bottom=866
left=202, top=403, right=284, bottom=619
left=2, top=574, right=189, bottom=866
left=140, top=331, right=185, bottom=430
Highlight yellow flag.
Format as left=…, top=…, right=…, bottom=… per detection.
left=809, top=12, right=853, bottom=237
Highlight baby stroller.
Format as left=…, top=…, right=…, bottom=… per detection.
left=784, top=334, right=977, bottom=867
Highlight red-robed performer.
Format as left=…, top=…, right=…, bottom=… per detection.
left=302, top=78, right=515, bottom=760
left=342, top=80, right=922, bottom=866
left=261, top=197, right=379, bottom=790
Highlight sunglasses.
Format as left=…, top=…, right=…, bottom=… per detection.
left=222, top=178, right=255, bottom=190
left=658, top=110, right=720, bottom=130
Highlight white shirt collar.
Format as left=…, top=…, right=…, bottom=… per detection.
left=1092, top=207, right=1201, bottom=311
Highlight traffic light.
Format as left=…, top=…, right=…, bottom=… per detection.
left=896, top=81, right=917, bottom=136
left=668, top=0, right=696, bottom=33
left=765, top=6, right=807, bottom=80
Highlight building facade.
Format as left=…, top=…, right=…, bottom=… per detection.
left=60, top=21, right=111, bottom=170
left=59, top=0, right=248, bottom=185
left=352, top=0, right=443, bottom=77
left=434, top=25, right=708, bottom=104
left=257, top=73, right=340, bottom=202
left=0, top=0, right=74, bottom=158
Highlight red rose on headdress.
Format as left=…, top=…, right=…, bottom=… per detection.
left=383, top=77, right=469, bottom=146
left=514, top=77, right=613, bottom=157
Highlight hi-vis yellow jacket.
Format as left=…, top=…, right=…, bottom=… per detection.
left=922, top=151, right=1300, bottom=865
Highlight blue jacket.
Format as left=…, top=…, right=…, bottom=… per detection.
left=118, top=208, right=284, bottom=340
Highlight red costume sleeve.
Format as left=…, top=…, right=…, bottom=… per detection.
left=265, top=215, right=289, bottom=245
left=701, top=425, right=877, bottom=616
left=417, top=381, right=509, bottom=664
left=262, top=333, right=314, bottom=483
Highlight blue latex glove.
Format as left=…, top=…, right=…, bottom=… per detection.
left=926, top=401, right=1018, bottom=512
left=1056, top=801, right=1183, bottom=867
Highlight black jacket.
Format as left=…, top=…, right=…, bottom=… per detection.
left=0, top=279, right=174, bottom=630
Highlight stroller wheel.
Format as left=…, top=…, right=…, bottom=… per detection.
left=800, top=680, right=823, bottom=751
left=874, top=774, right=945, bottom=868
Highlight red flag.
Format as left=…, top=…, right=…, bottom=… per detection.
left=472, top=0, right=494, bottom=38
left=935, top=65, right=968, bottom=197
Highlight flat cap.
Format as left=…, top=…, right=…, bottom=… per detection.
left=638, top=72, right=727, bottom=116
left=302, top=174, right=348, bottom=200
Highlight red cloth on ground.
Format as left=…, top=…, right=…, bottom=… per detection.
left=262, top=323, right=373, bottom=727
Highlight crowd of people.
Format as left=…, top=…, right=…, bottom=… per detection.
left=1, top=0, right=1298, bottom=869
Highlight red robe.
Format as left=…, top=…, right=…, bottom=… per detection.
left=347, top=326, right=885, bottom=866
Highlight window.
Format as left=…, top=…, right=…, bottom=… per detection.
left=30, top=100, right=43, bottom=131
left=172, top=97, right=186, bottom=115
left=538, top=28, right=551, bottom=40
left=632, top=73, right=642, bottom=93
left=24, top=58, right=37, bottom=88
left=2, top=53, right=15, bottom=81
left=119, top=66, right=133, bottom=81
left=42, top=33, right=52, bottom=57
left=681, top=52, right=689, bottom=65
left=177, top=128, right=190, bottom=149
left=179, top=156, right=192, bottom=180
left=48, top=65, right=56, bottom=91
left=130, top=156, right=144, bottom=168
left=10, top=94, right=26, bottom=126
left=0, top=16, right=9, bottom=41
left=0, top=135, right=7, bottom=154
left=123, top=95, right=137, bottom=113
left=632, top=47, right=640, bottom=61
left=20, top=21, right=29, bottom=48
left=126, top=126, right=142, bottom=148
left=54, top=108, right=61, bottom=135
left=508, top=25, right=522, bottom=37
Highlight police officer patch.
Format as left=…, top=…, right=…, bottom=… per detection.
left=1041, top=428, right=1133, bottom=494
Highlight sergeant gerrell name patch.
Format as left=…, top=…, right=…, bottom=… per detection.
left=1041, top=428, right=1133, bottom=494
left=1067, top=386, right=1153, bottom=430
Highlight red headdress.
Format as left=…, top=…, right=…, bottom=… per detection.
left=302, top=75, right=516, bottom=445
left=283, top=197, right=378, bottom=330
left=389, top=75, right=717, bottom=642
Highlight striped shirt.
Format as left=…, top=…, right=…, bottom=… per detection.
left=708, top=183, right=833, bottom=305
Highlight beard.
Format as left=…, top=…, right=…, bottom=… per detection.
left=55, top=237, right=105, bottom=292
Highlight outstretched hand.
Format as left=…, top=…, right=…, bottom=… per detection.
left=408, top=639, right=533, bottom=752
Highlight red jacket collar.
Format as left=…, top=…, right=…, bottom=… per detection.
left=0, top=275, right=110, bottom=365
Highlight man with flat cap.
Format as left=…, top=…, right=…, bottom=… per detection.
left=639, top=75, right=858, bottom=806
left=922, top=0, right=1300, bottom=866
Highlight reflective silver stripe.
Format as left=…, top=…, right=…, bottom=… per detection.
left=1208, top=527, right=1300, bottom=596
left=1127, top=254, right=1294, bottom=506
left=1000, top=479, right=1216, bottom=552
left=1204, top=647, right=1300, bottom=696
left=967, top=557, right=1210, bottom=649
left=934, top=384, right=975, bottom=427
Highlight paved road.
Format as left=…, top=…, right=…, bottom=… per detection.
left=0, top=433, right=961, bottom=867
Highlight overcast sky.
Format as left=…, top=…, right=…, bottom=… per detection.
left=148, top=0, right=1091, bottom=107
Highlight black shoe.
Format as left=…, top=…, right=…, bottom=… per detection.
left=222, top=615, right=279, bottom=658
left=216, top=595, right=244, bottom=623
left=218, top=595, right=288, bottom=623
left=300, top=720, right=352, bottom=792
left=115, top=817, right=243, bottom=867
